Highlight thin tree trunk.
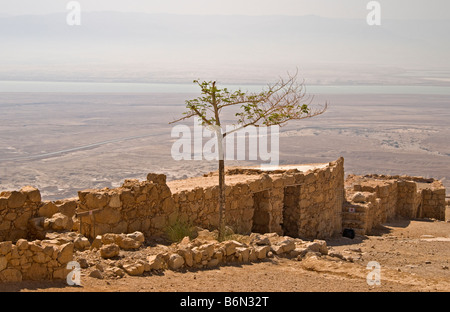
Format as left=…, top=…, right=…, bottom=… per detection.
left=211, top=81, right=226, bottom=241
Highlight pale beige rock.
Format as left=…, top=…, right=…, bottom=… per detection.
left=148, top=254, right=165, bottom=270
left=123, top=262, right=145, bottom=276
left=57, top=243, right=74, bottom=264
left=100, top=244, right=120, bottom=259
left=90, top=235, right=103, bottom=250
left=199, top=243, right=215, bottom=259
left=236, top=247, right=250, bottom=262
left=279, top=239, right=296, bottom=253
left=74, top=236, right=91, bottom=251
left=20, top=186, right=41, bottom=203
left=223, top=240, right=244, bottom=256
left=178, top=248, right=194, bottom=267
left=111, top=267, right=126, bottom=277
left=168, top=253, right=185, bottom=270
left=255, top=246, right=270, bottom=259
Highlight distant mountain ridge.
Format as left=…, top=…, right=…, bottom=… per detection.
left=0, top=12, right=449, bottom=84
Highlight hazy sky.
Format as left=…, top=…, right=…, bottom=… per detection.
left=2, top=0, right=450, bottom=19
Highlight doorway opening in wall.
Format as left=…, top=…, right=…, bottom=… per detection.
left=282, top=185, right=301, bottom=237
left=252, top=190, right=271, bottom=234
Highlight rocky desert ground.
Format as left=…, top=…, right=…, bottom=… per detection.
left=0, top=217, right=448, bottom=293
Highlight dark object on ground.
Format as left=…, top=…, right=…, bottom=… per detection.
left=343, top=228, right=355, bottom=239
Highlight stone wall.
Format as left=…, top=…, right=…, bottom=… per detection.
left=77, top=175, right=175, bottom=240
left=171, top=158, right=345, bottom=239
left=422, top=188, right=446, bottom=220
left=344, top=174, right=446, bottom=235
left=396, top=181, right=421, bottom=219
left=0, top=187, right=42, bottom=242
left=0, top=240, right=73, bottom=282
left=296, top=158, right=344, bottom=238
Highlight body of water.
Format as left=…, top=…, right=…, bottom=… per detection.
left=1, top=80, right=450, bottom=95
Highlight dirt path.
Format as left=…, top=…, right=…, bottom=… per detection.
left=1, top=218, right=449, bottom=292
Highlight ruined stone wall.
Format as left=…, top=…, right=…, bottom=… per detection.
left=77, top=175, right=175, bottom=240
left=362, top=174, right=446, bottom=221
left=396, top=181, right=421, bottom=219
left=345, top=174, right=447, bottom=235
left=0, top=240, right=73, bottom=282
left=0, top=187, right=42, bottom=242
left=295, top=158, right=344, bottom=239
left=421, top=188, right=446, bottom=220
left=0, top=186, right=78, bottom=242
left=172, top=158, right=345, bottom=239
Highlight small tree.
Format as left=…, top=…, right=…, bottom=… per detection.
left=170, top=70, right=327, bottom=241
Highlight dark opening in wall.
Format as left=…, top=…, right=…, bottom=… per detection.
left=252, top=190, right=271, bottom=234
left=282, top=185, right=301, bottom=237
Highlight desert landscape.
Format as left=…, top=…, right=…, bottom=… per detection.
left=0, top=92, right=449, bottom=201
left=1, top=2, right=449, bottom=295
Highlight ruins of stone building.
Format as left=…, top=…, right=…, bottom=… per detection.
left=0, top=157, right=447, bottom=282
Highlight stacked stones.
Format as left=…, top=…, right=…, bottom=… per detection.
left=0, top=186, right=78, bottom=241
left=396, top=181, right=421, bottom=219
left=422, top=187, right=446, bottom=220
left=172, top=158, right=345, bottom=240
left=29, top=199, right=78, bottom=240
left=80, top=230, right=330, bottom=279
left=0, top=186, right=42, bottom=242
left=77, top=174, right=176, bottom=239
left=295, top=158, right=344, bottom=238
left=0, top=240, right=73, bottom=282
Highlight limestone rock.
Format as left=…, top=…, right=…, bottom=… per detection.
left=147, top=173, right=167, bottom=185
left=101, top=233, right=118, bottom=245
left=111, top=267, right=126, bottom=277
left=16, top=239, right=28, bottom=250
left=57, top=243, right=74, bottom=264
left=0, top=268, right=22, bottom=283
left=74, top=236, right=91, bottom=251
left=223, top=240, right=244, bottom=256
left=0, top=241, right=12, bottom=256
left=89, top=269, right=104, bottom=279
left=254, top=246, right=270, bottom=259
left=20, top=186, right=41, bottom=203
left=90, top=235, right=103, bottom=250
left=118, top=237, right=141, bottom=250
left=123, top=262, right=145, bottom=276
left=236, top=247, right=250, bottom=262
left=270, top=245, right=284, bottom=255
left=352, top=192, right=366, bottom=203
left=197, top=229, right=218, bottom=241
left=313, top=240, right=328, bottom=255
left=39, top=202, right=59, bottom=218
left=178, top=248, right=194, bottom=267
left=45, top=213, right=73, bottom=232
left=0, top=256, right=7, bottom=271
left=251, top=234, right=271, bottom=246
left=207, top=258, right=220, bottom=268
left=127, top=231, right=145, bottom=244
left=168, top=253, right=185, bottom=270
left=279, top=239, right=296, bottom=253
left=100, top=244, right=120, bottom=259
left=148, top=254, right=165, bottom=270
left=6, top=191, right=27, bottom=209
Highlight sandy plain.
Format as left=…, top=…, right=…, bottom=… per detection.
left=0, top=92, right=448, bottom=201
